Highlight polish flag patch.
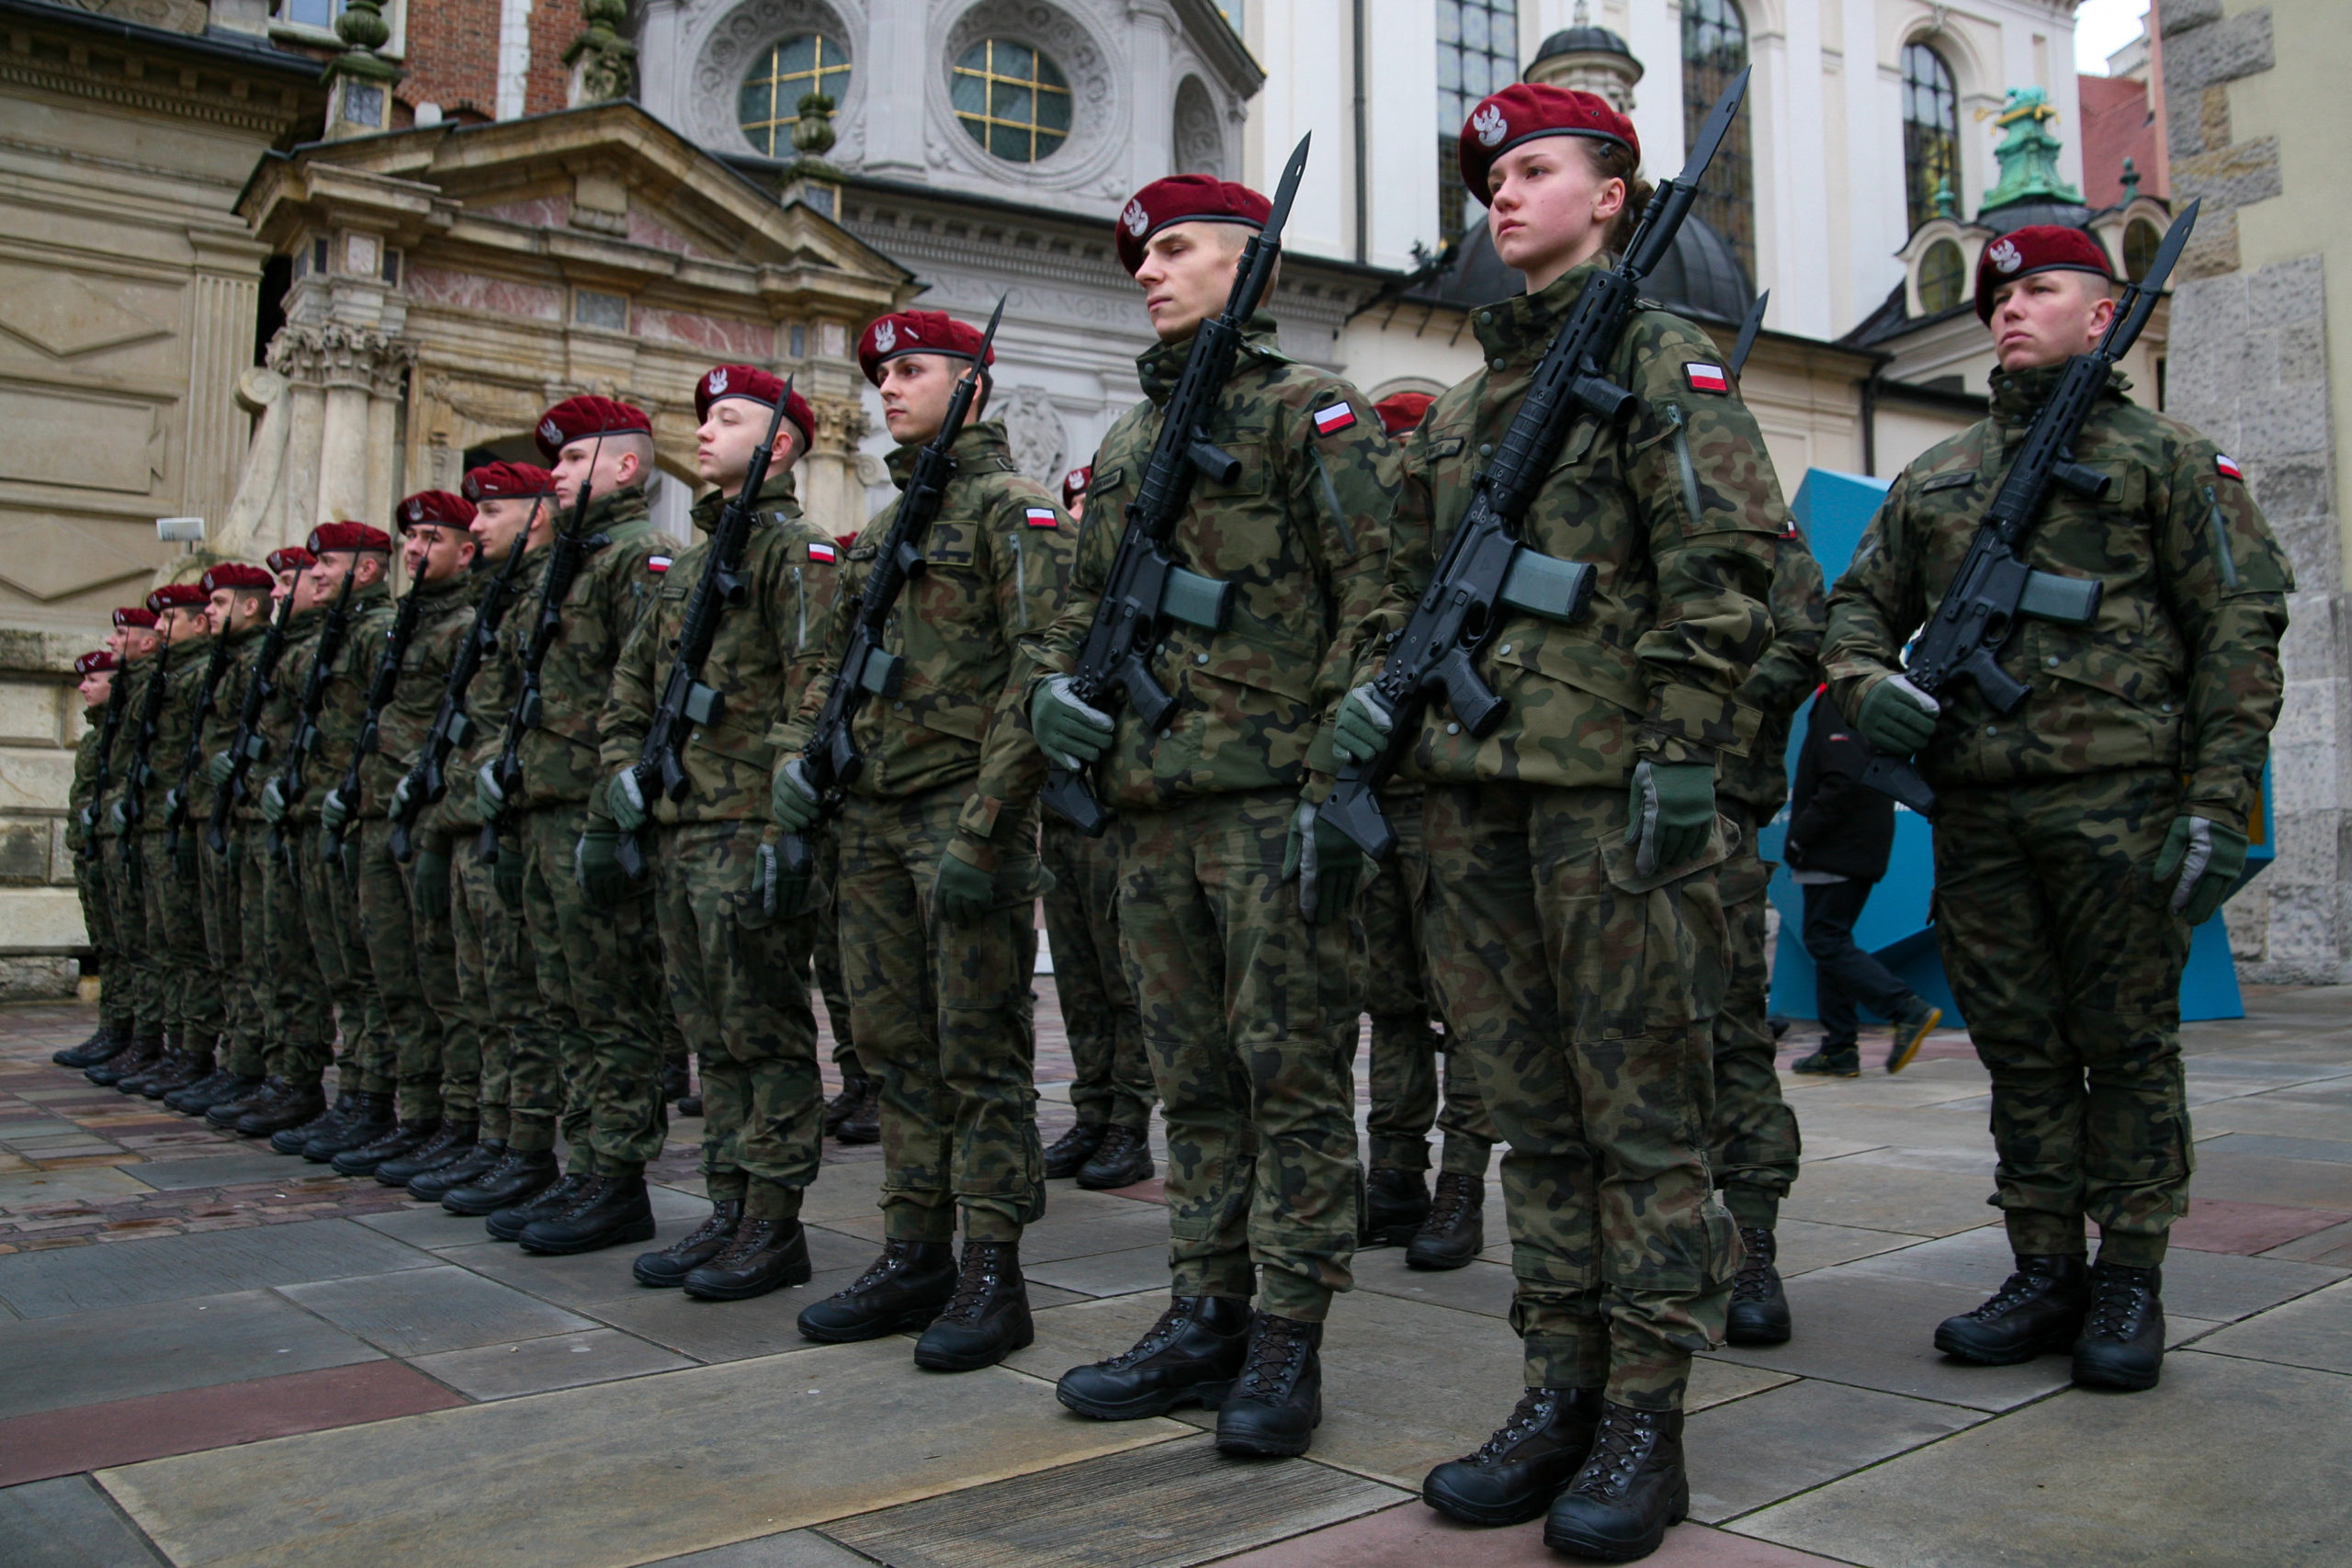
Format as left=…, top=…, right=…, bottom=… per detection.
left=2215, top=454, right=2244, bottom=480
left=647, top=556, right=672, bottom=573
left=1312, top=401, right=1358, bottom=435
left=1684, top=362, right=1730, bottom=394
left=808, top=540, right=837, bottom=563
left=1024, top=507, right=1059, bottom=529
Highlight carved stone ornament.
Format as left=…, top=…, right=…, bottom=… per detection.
left=927, top=0, right=1125, bottom=194
left=266, top=323, right=414, bottom=399
left=999, top=384, right=1068, bottom=486
left=1173, top=75, right=1224, bottom=178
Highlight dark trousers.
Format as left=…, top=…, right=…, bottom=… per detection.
left=1800, top=880, right=1915, bottom=1052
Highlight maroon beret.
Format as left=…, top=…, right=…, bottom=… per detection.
left=693, top=366, right=817, bottom=455
left=462, top=462, right=558, bottom=503
left=74, top=649, right=115, bottom=676
left=145, top=582, right=209, bottom=615
left=1061, top=466, right=1092, bottom=508
left=1374, top=392, right=1435, bottom=437
left=1459, top=85, right=1639, bottom=209
left=200, top=562, right=275, bottom=594
left=856, top=312, right=996, bottom=386
left=397, top=491, right=477, bottom=533
left=112, top=606, right=158, bottom=629
left=1115, top=175, right=1272, bottom=274
left=1974, top=225, right=2114, bottom=323
left=534, top=395, right=652, bottom=463
left=266, top=547, right=316, bottom=576
left=308, top=522, right=392, bottom=555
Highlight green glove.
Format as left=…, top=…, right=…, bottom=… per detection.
left=388, top=770, right=417, bottom=824
left=933, top=846, right=996, bottom=926
left=607, top=769, right=648, bottom=832
left=574, top=822, right=628, bottom=907
left=1031, top=674, right=1113, bottom=769
left=1624, top=759, right=1716, bottom=877
left=476, top=760, right=506, bottom=820
left=412, top=847, right=451, bottom=922
left=206, top=750, right=236, bottom=786
left=2154, top=814, right=2248, bottom=926
left=493, top=836, right=525, bottom=911
left=735, top=840, right=808, bottom=931
left=1332, top=683, right=1393, bottom=767
left=258, top=777, right=288, bottom=824
left=771, top=758, right=820, bottom=834
left=1280, top=800, right=1365, bottom=925
left=1856, top=675, right=1940, bottom=756
left=319, top=785, right=351, bottom=838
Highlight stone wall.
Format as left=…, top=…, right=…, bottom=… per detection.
left=0, top=628, right=107, bottom=1000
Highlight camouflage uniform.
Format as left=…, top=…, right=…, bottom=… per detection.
left=69, top=703, right=131, bottom=1037
left=777, top=421, right=1073, bottom=1244
left=199, top=618, right=273, bottom=1079
left=1709, top=531, right=1826, bottom=1228
left=813, top=834, right=858, bottom=1078
left=1035, top=325, right=1396, bottom=1321
left=1038, top=819, right=1154, bottom=1132
left=1824, top=365, right=2291, bottom=1269
left=511, top=484, right=666, bottom=1170
left=100, top=660, right=163, bottom=1039
left=137, top=638, right=225, bottom=1063
left=241, top=606, right=336, bottom=1083
left=1380, top=265, right=1782, bottom=1407
left=603, top=469, right=836, bottom=1201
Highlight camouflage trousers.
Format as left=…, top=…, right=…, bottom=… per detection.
left=349, top=818, right=448, bottom=1122
left=837, top=784, right=1044, bottom=1245
left=447, top=833, right=541, bottom=1142
left=104, top=840, right=162, bottom=1035
left=651, top=819, right=818, bottom=1207
left=198, top=827, right=262, bottom=1075
left=1114, top=790, right=1363, bottom=1323
left=1708, top=803, right=1801, bottom=1229
left=408, top=831, right=469, bottom=1125
left=517, top=805, right=666, bottom=1173
left=292, top=827, right=383, bottom=1096
left=1931, top=769, right=2194, bottom=1269
left=139, top=832, right=220, bottom=1057
left=1040, top=818, right=1154, bottom=1129
left=243, top=826, right=333, bottom=1079
left=77, top=848, right=134, bottom=1033
left=814, top=833, right=858, bottom=1077
left=1421, top=783, right=1740, bottom=1411
left=1364, top=790, right=1497, bottom=1179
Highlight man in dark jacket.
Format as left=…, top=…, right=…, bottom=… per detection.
left=1783, top=689, right=1941, bottom=1075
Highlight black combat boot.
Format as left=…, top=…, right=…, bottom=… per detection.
left=1423, top=1385, right=1605, bottom=1526
left=407, top=1138, right=503, bottom=1201
left=205, top=1073, right=282, bottom=1127
left=2072, top=1261, right=2165, bottom=1392
left=1363, top=1168, right=1432, bottom=1247
left=484, top=1163, right=586, bottom=1237
left=88, top=1033, right=162, bottom=1087
left=1077, top=1124, right=1154, bottom=1190
left=53, top=1023, right=126, bottom=1068
left=913, top=1241, right=1033, bottom=1371
left=1215, top=1312, right=1323, bottom=1458
left=824, top=1075, right=873, bottom=1138
left=796, top=1239, right=956, bottom=1340
left=377, top=1121, right=476, bottom=1186
left=117, top=1032, right=187, bottom=1095
left=1544, top=1403, right=1689, bottom=1561
left=140, top=1043, right=214, bottom=1099
left=304, top=1091, right=394, bottom=1162
left=332, top=1118, right=440, bottom=1178
left=683, top=1212, right=812, bottom=1302
left=441, top=1147, right=557, bottom=1216
left=1934, top=1254, right=2088, bottom=1365
left=633, top=1198, right=742, bottom=1287
left=1408, top=1173, right=1486, bottom=1270
left=836, top=1081, right=879, bottom=1145
left=1724, top=1226, right=1792, bottom=1347
left=1057, top=1294, right=1252, bottom=1420
left=1790, top=1046, right=1860, bottom=1077
left=271, top=1091, right=356, bottom=1155
left=237, top=1078, right=326, bottom=1138
left=1043, top=1120, right=1106, bottom=1179
left=676, top=1093, right=703, bottom=1117
left=519, top=1173, right=658, bottom=1256
left=167, top=1067, right=246, bottom=1114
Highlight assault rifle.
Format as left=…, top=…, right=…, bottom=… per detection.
left=207, top=590, right=296, bottom=856
left=780, top=302, right=1004, bottom=878
left=1037, top=136, right=1313, bottom=836
left=388, top=515, right=535, bottom=863
left=79, top=656, right=130, bottom=863
left=164, top=622, right=238, bottom=860
left=266, top=561, right=360, bottom=859
left=1857, top=197, right=2201, bottom=818
left=325, top=580, right=426, bottom=861
left=1318, top=74, right=1750, bottom=860
left=615, top=388, right=796, bottom=879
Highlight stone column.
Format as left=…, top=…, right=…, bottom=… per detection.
left=267, top=323, right=413, bottom=538
left=182, top=237, right=269, bottom=533
left=799, top=394, right=872, bottom=540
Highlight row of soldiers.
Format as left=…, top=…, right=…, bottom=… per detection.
left=51, top=77, right=2290, bottom=1565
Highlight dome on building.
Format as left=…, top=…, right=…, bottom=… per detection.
left=1977, top=197, right=2098, bottom=234
left=1534, top=23, right=1635, bottom=63
left=1645, top=214, right=1756, bottom=325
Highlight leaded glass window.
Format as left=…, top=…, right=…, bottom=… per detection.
left=1682, top=0, right=1755, bottom=279
left=952, top=39, right=1073, bottom=163
left=1436, top=0, right=1518, bottom=248
left=740, top=35, right=852, bottom=158
left=1903, top=42, right=1961, bottom=235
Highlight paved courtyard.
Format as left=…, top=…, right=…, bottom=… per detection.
left=2, top=984, right=2347, bottom=1568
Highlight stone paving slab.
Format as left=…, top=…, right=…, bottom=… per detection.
left=1683, top=1377, right=1986, bottom=1523
left=2197, top=1132, right=2352, bottom=1165
left=2188, top=1148, right=2352, bottom=1212
left=276, top=1264, right=604, bottom=1357
left=406, top=1325, right=695, bottom=1400
left=117, top=1153, right=316, bottom=1191
left=0, top=1474, right=167, bottom=1567
left=1350, top=1247, right=1515, bottom=1318
left=0, top=1288, right=380, bottom=1419
left=2169, top=1195, right=2350, bottom=1255
left=2262, top=1218, right=2352, bottom=1268
left=2192, top=1277, right=2352, bottom=1375
left=1769, top=1217, right=1927, bottom=1277
left=1712, top=1272, right=2074, bottom=1411
left=0, top=1218, right=435, bottom=1317
left=0, top=1167, right=148, bottom=1213
left=1206, top=1501, right=1852, bottom=1567
left=1776, top=1160, right=2002, bottom=1238
left=100, top=1339, right=1189, bottom=1568
left=1024, top=1242, right=1174, bottom=1299
left=432, top=1222, right=876, bottom=1312
left=643, top=1531, right=873, bottom=1568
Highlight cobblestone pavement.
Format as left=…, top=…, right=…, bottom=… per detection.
left=2, top=987, right=2346, bottom=1567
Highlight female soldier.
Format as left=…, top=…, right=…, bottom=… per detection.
left=1337, top=85, right=1783, bottom=1561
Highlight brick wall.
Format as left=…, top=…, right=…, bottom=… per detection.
left=526, top=0, right=575, bottom=115
left=398, top=0, right=504, bottom=120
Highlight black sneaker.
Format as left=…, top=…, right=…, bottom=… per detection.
left=1791, top=1049, right=1860, bottom=1077
left=2072, top=1262, right=2164, bottom=1392
left=1887, top=1001, right=1942, bottom=1075
left=1423, top=1385, right=1603, bottom=1527
left=1724, top=1225, right=1792, bottom=1347
left=1934, top=1255, right=2089, bottom=1365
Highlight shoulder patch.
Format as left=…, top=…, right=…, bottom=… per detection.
left=1311, top=400, right=1359, bottom=436
left=1919, top=469, right=1978, bottom=494
left=2215, top=453, right=2244, bottom=481
left=1683, top=362, right=1730, bottom=395
left=646, top=555, right=672, bottom=573
left=1023, top=507, right=1059, bottom=529
left=808, top=539, right=837, bottom=563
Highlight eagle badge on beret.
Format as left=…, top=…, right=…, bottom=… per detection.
left=539, top=417, right=561, bottom=447
left=1472, top=103, right=1509, bottom=148
left=708, top=367, right=729, bottom=396
left=1123, top=198, right=1149, bottom=236
left=1987, top=238, right=2022, bottom=275
left=874, top=320, right=897, bottom=355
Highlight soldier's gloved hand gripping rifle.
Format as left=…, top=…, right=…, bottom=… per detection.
left=614, top=385, right=796, bottom=881
left=325, top=579, right=427, bottom=863
left=1037, top=135, right=1313, bottom=837
left=265, top=560, right=359, bottom=860
left=1318, top=75, right=1750, bottom=861
left=778, top=302, right=1005, bottom=879
left=387, top=509, right=534, bottom=863
left=1854, top=197, right=2202, bottom=818
left=164, top=615, right=238, bottom=861
left=207, top=589, right=296, bottom=856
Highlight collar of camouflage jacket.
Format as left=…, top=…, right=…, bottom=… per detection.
left=884, top=419, right=1017, bottom=489
left=689, top=467, right=800, bottom=534
left=1133, top=312, right=1286, bottom=404
left=408, top=567, right=475, bottom=610
left=580, top=481, right=656, bottom=546
left=1987, top=361, right=2132, bottom=427
left=1471, top=258, right=1606, bottom=367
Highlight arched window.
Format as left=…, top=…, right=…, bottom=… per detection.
left=2123, top=218, right=2162, bottom=282
left=952, top=39, right=1072, bottom=163
left=1435, top=0, right=1518, bottom=248
left=1919, top=238, right=1965, bottom=314
left=739, top=34, right=852, bottom=158
left=1682, top=0, right=1754, bottom=281
left=1902, top=42, right=1961, bottom=234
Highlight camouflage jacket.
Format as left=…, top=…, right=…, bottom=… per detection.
left=1034, top=319, right=1397, bottom=807
left=134, top=635, right=219, bottom=834
left=354, top=569, right=477, bottom=817
left=1371, top=262, right=1783, bottom=791
left=275, top=581, right=392, bottom=827
left=425, top=545, right=533, bottom=843
left=605, top=470, right=838, bottom=825
left=1720, top=529, right=1827, bottom=816
left=101, top=656, right=163, bottom=837
left=778, top=422, right=1073, bottom=843
left=67, top=706, right=103, bottom=852
left=242, top=606, right=325, bottom=822
left=520, top=484, right=662, bottom=811
left=1824, top=365, right=2293, bottom=830
left=190, top=616, right=273, bottom=823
